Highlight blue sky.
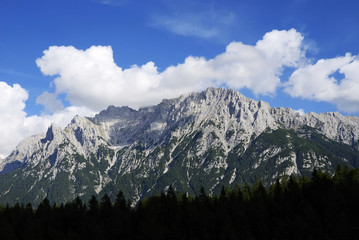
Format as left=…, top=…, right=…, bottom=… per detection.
left=0, top=0, right=359, bottom=156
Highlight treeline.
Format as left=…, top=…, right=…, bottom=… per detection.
left=1, top=165, right=359, bottom=239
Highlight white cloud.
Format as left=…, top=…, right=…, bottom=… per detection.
left=256, top=29, right=306, bottom=67
left=0, top=81, right=95, bottom=157
left=36, top=46, right=163, bottom=110
left=285, top=53, right=359, bottom=112
left=36, top=91, right=64, bottom=113
left=0, top=28, right=308, bottom=157
left=0, top=82, right=29, bottom=157
left=36, top=29, right=306, bottom=112
left=2, top=27, right=359, bottom=160
left=295, top=109, right=305, bottom=115
left=32, top=106, right=96, bottom=130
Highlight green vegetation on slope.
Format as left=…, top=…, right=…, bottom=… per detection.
left=1, top=166, right=359, bottom=240
left=1, top=125, right=359, bottom=207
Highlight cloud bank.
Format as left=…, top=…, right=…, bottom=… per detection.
left=1, top=28, right=359, bottom=157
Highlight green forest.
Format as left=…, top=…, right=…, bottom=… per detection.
left=1, top=165, right=359, bottom=240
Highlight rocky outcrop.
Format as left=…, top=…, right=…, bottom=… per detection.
left=0, top=88, right=358, bottom=205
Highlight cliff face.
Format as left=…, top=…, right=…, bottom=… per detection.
left=1, top=88, right=359, bottom=205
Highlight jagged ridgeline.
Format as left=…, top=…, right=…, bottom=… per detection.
left=0, top=88, right=359, bottom=205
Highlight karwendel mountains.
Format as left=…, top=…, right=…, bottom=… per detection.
left=1, top=88, right=359, bottom=205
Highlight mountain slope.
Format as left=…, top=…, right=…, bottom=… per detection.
left=1, top=88, right=359, bottom=205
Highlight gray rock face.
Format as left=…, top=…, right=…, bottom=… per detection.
left=271, top=107, right=359, bottom=147
left=0, top=88, right=359, bottom=205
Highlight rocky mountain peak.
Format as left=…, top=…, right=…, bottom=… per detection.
left=1, top=88, right=359, bottom=206
left=93, top=105, right=137, bottom=123
left=41, top=123, right=62, bottom=143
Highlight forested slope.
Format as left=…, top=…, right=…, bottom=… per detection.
left=1, top=166, right=358, bottom=240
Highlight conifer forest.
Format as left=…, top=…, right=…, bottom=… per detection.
left=0, top=166, right=358, bottom=240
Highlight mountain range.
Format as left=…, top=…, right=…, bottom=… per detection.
left=1, top=88, right=359, bottom=205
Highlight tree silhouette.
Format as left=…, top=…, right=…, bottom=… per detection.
left=0, top=167, right=359, bottom=239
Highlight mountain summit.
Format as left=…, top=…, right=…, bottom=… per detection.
left=1, top=88, right=359, bottom=205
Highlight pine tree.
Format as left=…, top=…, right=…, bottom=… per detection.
left=100, top=194, right=112, bottom=211
left=88, top=195, right=99, bottom=214
left=167, top=184, right=177, bottom=200
left=114, top=191, right=127, bottom=210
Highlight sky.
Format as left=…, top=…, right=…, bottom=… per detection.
left=1, top=0, right=359, bottom=157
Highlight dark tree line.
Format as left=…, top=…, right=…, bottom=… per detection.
left=1, top=165, right=359, bottom=239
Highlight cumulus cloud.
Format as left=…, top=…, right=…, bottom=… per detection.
left=0, top=28, right=310, bottom=157
left=36, top=29, right=306, bottom=112
left=36, top=46, right=163, bottom=110
left=0, top=81, right=95, bottom=157
left=0, top=82, right=29, bottom=157
left=36, top=91, right=64, bottom=113
left=256, top=29, right=306, bottom=67
left=285, top=53, right=359, bottom=112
